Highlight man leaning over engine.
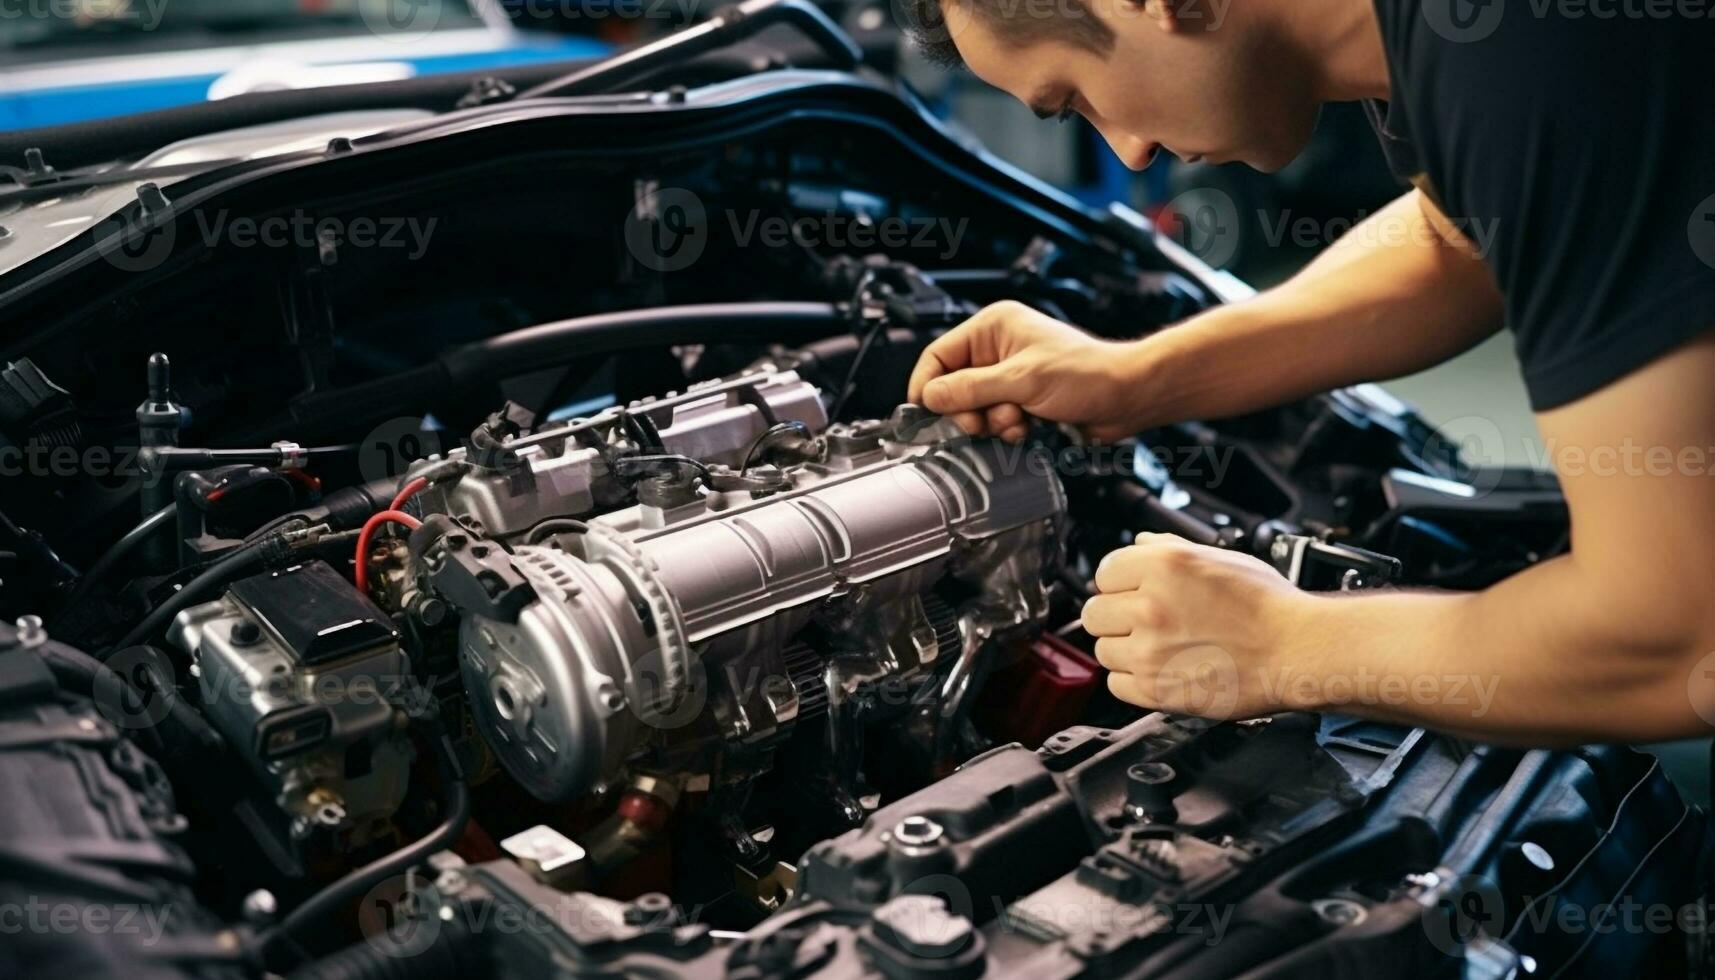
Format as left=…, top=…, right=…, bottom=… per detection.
left=902, top=0, right=1715, bottom=742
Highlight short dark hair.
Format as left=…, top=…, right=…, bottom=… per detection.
left=899, top=0, right=1119, bottom=70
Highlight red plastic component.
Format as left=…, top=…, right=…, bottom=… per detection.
left=977, top=632, right=1103, bottom=748
left=616, top=790, right=673, bottom=834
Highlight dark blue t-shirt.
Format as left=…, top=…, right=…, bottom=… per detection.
left=1364, top=0, right=1715, bottom=409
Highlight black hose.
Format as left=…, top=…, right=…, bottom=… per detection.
left=286, top=914, right=477, bottom=980
left=525, top=518, right=590, bottom=544
left=741, top=420, right=815, bottom=473
left=264, top=729, right=470, bottom=967
left=56, top=504, right=174, bottom=620
left=516, top=0, right=862, bottom=100
left=441, top=302, right=846, bottom=388
left=233, top=303, right=850, bottom=443
left=105, top=530, right=289, bottom=654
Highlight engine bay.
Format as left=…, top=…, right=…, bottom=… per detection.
left=0, top=37, right=1702, bottom=979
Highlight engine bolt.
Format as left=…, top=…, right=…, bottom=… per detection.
left=892, top=815, right=944, bottom=847
left=1313, top=898, right=1367, bottom=926
left=14, top=615, right=45, bottom=647
left=242, top=889, right=278, bottom=925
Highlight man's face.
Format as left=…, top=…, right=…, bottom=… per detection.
left=941, top=0, right=1321, bottom=173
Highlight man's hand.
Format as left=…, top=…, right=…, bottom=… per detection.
left=1080, top=534, right=1309, bottom=720
left=906, top=300, right=1151, bottom=442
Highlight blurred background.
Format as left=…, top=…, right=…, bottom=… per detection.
left=0, top=0, right=1540, bottom=461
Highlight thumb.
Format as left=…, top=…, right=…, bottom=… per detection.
left=922, top=364, right=1021, bottom=415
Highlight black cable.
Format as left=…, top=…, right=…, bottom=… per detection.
left=231, top=303, right=848, bottom=444
left=612, top=453, right=714, bottom=486
left=56, top=504, right=174, bottom=618
left=525, top=519, right=590, bottom=544
left=826, top=317, right=887, bottom=423
left=444, top=302, right=845, bottom=388
left=740, top=420, right=814, bottom=474
left=263, top=728, right=470, bottom=967
left=105, top=528, right=293, bottom=655
left=826, top=270, right=887, bottom=422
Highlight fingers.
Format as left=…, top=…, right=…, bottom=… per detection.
left=908, top=299, right=1033, bottom=406
left=985, top=403, right=1030, bottom=442
left=1107, top=670, right=1154, bottom=708
left=1080, top=594, right=1129, bottom=637
left=986, top=402, right=1024, bottom=433
left=949, top=411, right=987, bottom=437
left=1093, top=636, right=1129, bottom=672
left=921, top=363, right=1022, bottom=417
left=907, top=311, right=994, bottom=405
left=1093, top=535, right=1178, bottom=593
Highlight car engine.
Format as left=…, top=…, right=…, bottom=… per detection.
left=0, top=11, right=1705, bottom=975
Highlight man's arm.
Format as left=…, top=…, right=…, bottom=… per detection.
left=910, top=189, right=1506, bottom=436
left=1134, top=189, right=1505, bottom=426
left=1276, top=327, right=1715, bottom=742
left=1083, top=326, right=1715, bottom=744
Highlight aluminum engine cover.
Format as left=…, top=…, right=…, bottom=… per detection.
left=457, top=420, right=1066, bottom=802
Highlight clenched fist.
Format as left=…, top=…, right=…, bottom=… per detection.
left=1080, top=534, right=1313, bottom=720
left=906, top=300, right=1153, bottom=442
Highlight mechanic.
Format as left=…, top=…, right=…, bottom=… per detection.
left=900, top=0, right=1715, bottom=743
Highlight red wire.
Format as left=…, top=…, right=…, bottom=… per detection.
left=390, top=476, right=429, bottom=512
left=355, top=509, right=422, bottom=593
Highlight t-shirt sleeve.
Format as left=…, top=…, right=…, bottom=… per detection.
left=1381, top=4, right=1715, bottom=410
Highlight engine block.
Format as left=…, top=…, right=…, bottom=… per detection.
left=411, top=374, right=1066, bottom=808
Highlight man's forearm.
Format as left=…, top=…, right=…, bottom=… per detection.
left=1127, top=191, right=1505, bottom=428
left=1273, top=556, right=1707, bottom=743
